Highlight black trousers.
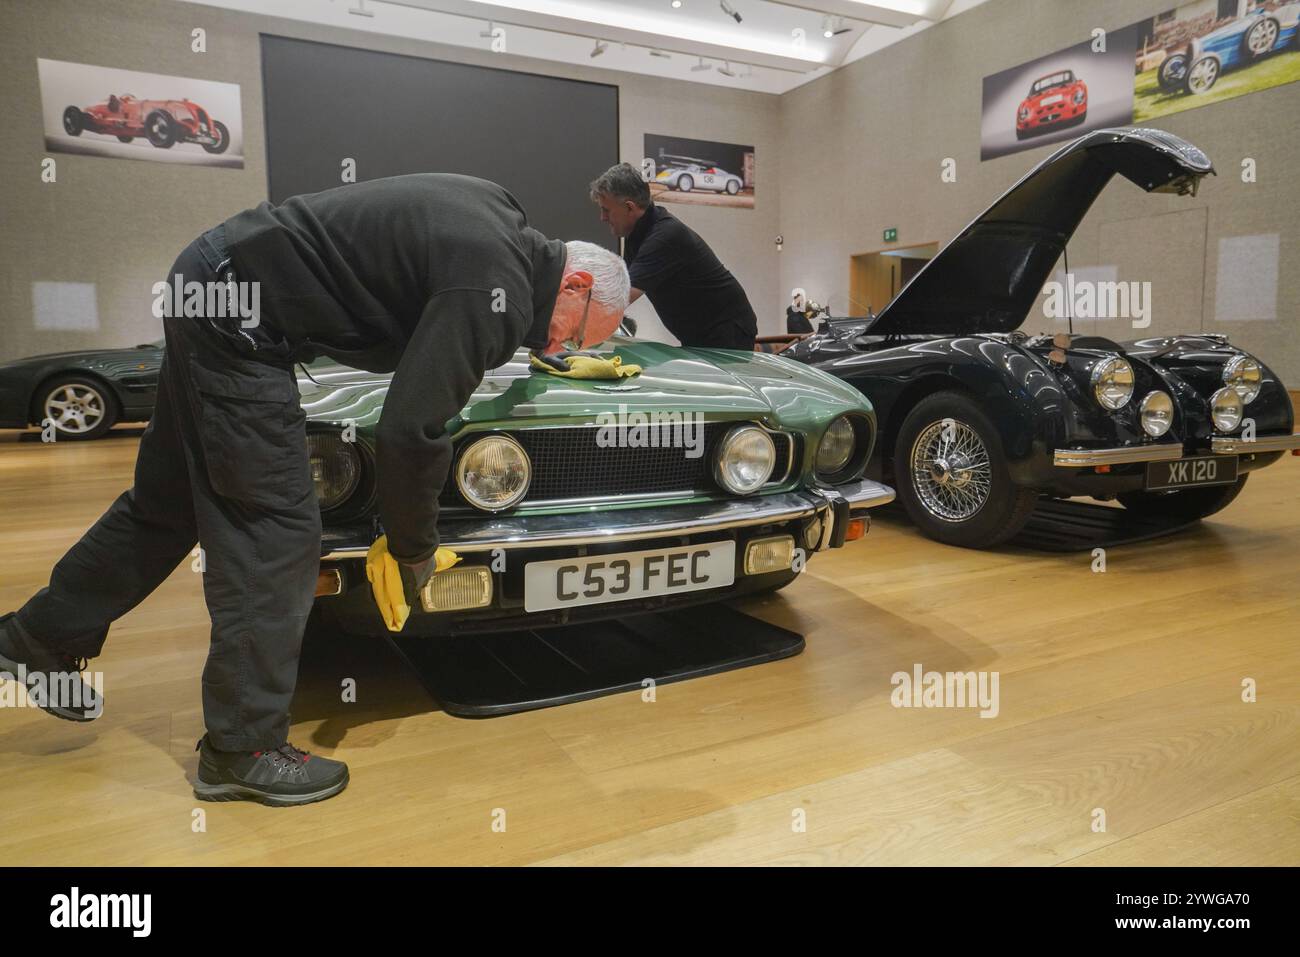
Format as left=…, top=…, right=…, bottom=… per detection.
left=14, top=227, right=321, bottom=751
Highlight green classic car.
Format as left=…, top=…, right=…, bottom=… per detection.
left=303, top=336, right=894, bottom=636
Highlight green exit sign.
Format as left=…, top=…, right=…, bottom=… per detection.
left=883, top=227, right=898, bottom=242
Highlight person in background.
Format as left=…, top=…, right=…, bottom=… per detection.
left=590, top=163, right=757, bottom=351
left=786, top=288, right=814, bottom=334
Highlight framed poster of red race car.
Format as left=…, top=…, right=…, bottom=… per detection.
left=36, top=58, right=243, bottom=169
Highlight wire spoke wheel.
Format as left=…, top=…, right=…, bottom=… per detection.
left=910, top=418, right=993, bottom=522
left=44, top=383, right=105, bottom=434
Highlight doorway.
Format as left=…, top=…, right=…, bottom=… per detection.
left=849, top=242, right=939, bottom=318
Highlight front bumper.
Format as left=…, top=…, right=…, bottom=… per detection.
left=1210, top=433, right=1300, bottom=454
left=320, top=479, right=894, bottom=560
left=317, top=479, right=894, bottom=635
left=1055, top=432, right=1300, bottom=466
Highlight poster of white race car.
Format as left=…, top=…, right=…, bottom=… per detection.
left=643, top=133, right=754, bottom=208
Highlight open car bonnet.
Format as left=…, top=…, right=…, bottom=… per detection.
left=864, top=127, right=1214, bottom=337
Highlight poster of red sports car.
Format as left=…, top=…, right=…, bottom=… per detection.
left=37, top=59, right=244, bottom=168
left=979, top=27, right=1139, bottom=160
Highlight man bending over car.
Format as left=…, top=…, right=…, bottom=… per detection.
left=0, top=173, right=630, bottom=807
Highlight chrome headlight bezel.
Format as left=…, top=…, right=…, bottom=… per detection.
left=815, top=413, right=871, bottom=483
left=1139, top=391, right=1174, bottom=438
left=713, top=425, right=776, bottom=496
left=307, top=432, right=362, bottom=511
left=1209, top=386, right=1244, bottom=433
left=1091, top=356, right=1136, bottom=411
left=816, top=416, right=856, bottom=475
left=455, top=433, right=532, bottom=512
left=1222, top=354, right=1262, bottom=404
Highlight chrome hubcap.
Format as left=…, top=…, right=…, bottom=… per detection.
left=45, top=384, right=105, bottom=434
left=911, top=419, right=992, bottom=522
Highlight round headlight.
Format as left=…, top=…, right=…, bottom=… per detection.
left=1210, top=386, right=1243, bottom=433
left=816, top=416, right=857, bottom=476
left=1073, top=88, right=1085, bottom=104
left=307, top=432, right=362, bottom=510
left=1223, top=355, right=1262, bottom=404
left=1139, top=391, right=1174, bottom=438
left=714, top=425, right=776, bottom=495
left=456, top=434, right=531, bottom=511
left=1091, top=356, right=1135, bottom=411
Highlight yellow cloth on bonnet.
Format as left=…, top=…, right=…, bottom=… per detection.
left=528, top=353, right=642, bottom=379
left=365, top=535, right=461, bottom=633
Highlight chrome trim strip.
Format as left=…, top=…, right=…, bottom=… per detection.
left=1053, top=443, right=1184, bottom=467
left=1210, top=433, right=1300, bottom=454
left=321, top=479, right=895, bottom=559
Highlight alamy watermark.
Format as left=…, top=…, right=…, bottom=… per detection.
left=151, top=276, right=260, bottom=328
left=890, top=664, right=1000, bottom=718
left=1042, top=274, right=1152, bottom=328
left=0, top=664, right=103, bottom=718
left=595, top=404, right=705, bottom=459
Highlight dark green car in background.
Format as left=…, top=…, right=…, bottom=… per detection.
left=303, top=337, right=895, bottom=636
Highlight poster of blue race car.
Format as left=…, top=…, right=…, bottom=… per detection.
left=1134, top=1, right=1300, bottom=120
left=643, top=133, right=754, bottom=208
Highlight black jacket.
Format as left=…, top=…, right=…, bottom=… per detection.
left=223, top=173, right=566, bottom=562
left=624, top=203, right=757, bottom=349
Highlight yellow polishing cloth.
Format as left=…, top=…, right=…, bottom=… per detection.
left=529, top=353, right=642, bottom=379
left=365, top=535, right=461, bottom=633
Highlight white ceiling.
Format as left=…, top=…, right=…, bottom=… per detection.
left=174, top=0, right=987, bottom=93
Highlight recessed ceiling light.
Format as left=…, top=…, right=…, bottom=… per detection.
left=671, top=0, right=683, bottom=8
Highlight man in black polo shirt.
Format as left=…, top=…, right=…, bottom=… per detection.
left=0, top=173, right=630, bottom=806
left=590, top=163, right=757, bottom=350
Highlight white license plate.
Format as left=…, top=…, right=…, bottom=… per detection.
left=523, top=541, right=736, bottom=612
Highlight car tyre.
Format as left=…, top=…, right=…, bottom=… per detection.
left=202, top=120, right=230, bottom=155
left=725, top=179, right=740, bottom=195
left=35, top=375, right=119, bottom=441
left=1158, top=52, right=1187, bottom=90
left=678, top=173, right=694, bottom=193
left=62, top=106, right=83, bottom=136
left=1183, top=55, right=1219, bottom=94
left=893, top=391, right=1038, bottom=549
left=1117, top=475, right=1248, bottom=521
left=1242, top=17, right=1279, bottom=59
left=145, top=110, right=177, bottom=148
left=116, top=135, right=133, bottom=143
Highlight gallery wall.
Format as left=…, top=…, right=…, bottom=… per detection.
left=777, top=0, right=1300, bottom=381
left=3, top=0, right=1298, bottom=378
left=0, top=0, right=784, bottom=362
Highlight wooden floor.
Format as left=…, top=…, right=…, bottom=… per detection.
left=1, top=427, right=1297, bottom=866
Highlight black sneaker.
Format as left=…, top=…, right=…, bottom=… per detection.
left=0, top=612, right=102, bottom=722
left=194, top=735, right=349, bottom=806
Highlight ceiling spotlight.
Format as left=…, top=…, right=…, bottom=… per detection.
left=822, top=15, right=851, bottom=37
left=671, top=0, right=683, bottom=7
left=719, top=1, right=742, bottom=24
left=717, top=61, right=736, bottom=77
left=691, top=57, right=711, bottom=72
left=590, top=39, right=607, bottom=58
left=649, top=49, right=672, bottom=59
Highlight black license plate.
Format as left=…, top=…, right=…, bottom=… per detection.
left=1145, top=456, right=1238, bottom=491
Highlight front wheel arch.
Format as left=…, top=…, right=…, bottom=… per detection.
left=29, top=370, right=122, bottom=432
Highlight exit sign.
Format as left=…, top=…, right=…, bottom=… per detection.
left=883, top=227, right=898, bottom=242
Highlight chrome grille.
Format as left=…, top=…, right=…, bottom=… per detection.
left=443, top=423, right=794, bottom=508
